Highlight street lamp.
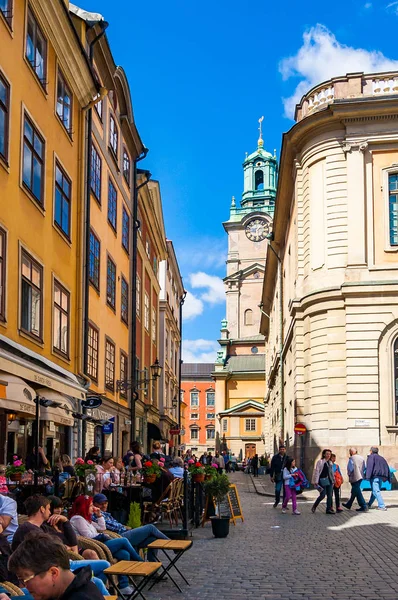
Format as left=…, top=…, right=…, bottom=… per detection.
left=116, top=358, right=162, bottom=393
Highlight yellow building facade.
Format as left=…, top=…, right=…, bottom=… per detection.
left=0, top=0, right=97, bottom=462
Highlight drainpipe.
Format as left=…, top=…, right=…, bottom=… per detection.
left=177, top=291, right=187, bottom=453
left=267, top=239, right=284, bottom=445
left=83, top=20, right=109, bottom=378
left=129, top=157, right=149, bottom=444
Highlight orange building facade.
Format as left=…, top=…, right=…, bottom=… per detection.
left=180, top=363, right=216, bottom=456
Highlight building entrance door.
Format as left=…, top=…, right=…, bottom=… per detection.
left=245, top=443, right=256, bottom=458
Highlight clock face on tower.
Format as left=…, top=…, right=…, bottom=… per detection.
left=245, top=218, right=269, bottom=242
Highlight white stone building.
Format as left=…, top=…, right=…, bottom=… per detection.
left=260, top=71, right=398, bottom=472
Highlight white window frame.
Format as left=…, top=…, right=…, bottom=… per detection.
left=222, top=418, right=227, bottom=432
left=190, top=391, right=199, bottom=406
left=206, top=428, right=215, bottom=440
left=190, top=413, right=198, bottom=420
left=245, top=418, right=256, bottom=431
left=190, top=428, right=199, bottom=440
left=144, top=292, right=149, bottom=330
left=206, top=413, right=214, bottom=420
left=383, top=167, right=398, bottom=252
left=206, top=390, right=215, bottom=406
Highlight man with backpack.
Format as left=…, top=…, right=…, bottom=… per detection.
left=365, top=447, right=390, bottom=511
left=270, top=445, right=288, bottom=507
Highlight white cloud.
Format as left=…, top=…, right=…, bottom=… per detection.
left=182, top=339, right=219, bottom=363
left=182, top=291, right=204, bottom=321
left=176, top=237, right=226, bottom=270
left=364, top=2, right=372, bottom=8
left=280, top=24, right=398, bottom=119
left=387, top=1, right=398, bottom=13
left=189, top=272, right=225, bottom=305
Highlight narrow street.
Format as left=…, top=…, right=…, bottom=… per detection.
left=146, top=472, right=398, bottom=600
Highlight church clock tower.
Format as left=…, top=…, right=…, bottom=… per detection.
left=213, top=120, right=278, bottom=460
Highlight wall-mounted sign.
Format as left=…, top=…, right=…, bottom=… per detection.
left=355, top=419, right=370, bottom=427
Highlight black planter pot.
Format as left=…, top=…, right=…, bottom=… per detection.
left=210, top=516, right=230, bottom=538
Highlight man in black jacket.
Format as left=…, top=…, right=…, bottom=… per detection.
left=8, top=531, right=103, bottom=600
left=366, top=446, right=390, bottom=511
left=269, top=445, right=288, bottom=507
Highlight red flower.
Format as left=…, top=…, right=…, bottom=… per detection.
left=144, top=461, right=153, bottom=467
left=195, top=462, right=202, bottom=467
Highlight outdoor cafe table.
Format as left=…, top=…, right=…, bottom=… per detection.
left=147, top=539, right=193, bottom=592
left=104, top=560, right=161, bottom=600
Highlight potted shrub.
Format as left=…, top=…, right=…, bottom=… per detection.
left=204, top=464, right=218, bottom=480
left=204, top=473, right=231, bottom=538
left=189, top=461, right=205, bottom=483
left=6, top=456, right=26, bottom=482
left=142, top=460, right=161, bottom=484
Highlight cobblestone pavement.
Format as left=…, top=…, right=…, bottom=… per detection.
left=144, top=472, right=398, bottom=600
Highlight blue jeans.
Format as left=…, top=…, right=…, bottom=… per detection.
left=274, top=479, right=283, bottom=504
left=346, top=480, right=367, bottom=509
left=368, top=477, right=385, bottom=508
left=92, top=577, right=109, bottom=595
left=70, top=559, right=110, bottom=583
left=122, top=524, right=169, bottom=561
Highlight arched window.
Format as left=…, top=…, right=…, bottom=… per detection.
left=244, top=309, right=253, bottom=326
left=255, top=170, right=264, bottom=190
left=394, top=338, right=398, bottom=423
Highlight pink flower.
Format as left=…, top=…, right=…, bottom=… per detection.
left=13, top=455, right=18, bottom=459
left=75, top=458, right=84, bottom=465
left=87, top=460, right=94, bottom=465
left=159, top=458, right=165, bottom=463
left=211, top=463, right=218, bottom=468
left=188, top=459, right=194, bottom=464
left=13, top=460, right=22, bottom=467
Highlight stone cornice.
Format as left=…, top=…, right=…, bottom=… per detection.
left=32, top=0, right=97, bottom=105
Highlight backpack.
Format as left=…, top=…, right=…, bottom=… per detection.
left=334, top=467, right=343, bottom=488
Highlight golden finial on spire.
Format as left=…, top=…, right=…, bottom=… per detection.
left=258, top=116, right=264, bottom=148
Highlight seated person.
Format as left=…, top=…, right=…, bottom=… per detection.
left=0, top=467, right=8, bottom=495
left=149, top=459, right=174, bottom=504
left=25, top=447, right=50, bottom=473
left=0, top=494, right=18, bottom=544
left=169, top=457, right=184, bottom=478
left=92, top=494, right=169, bottom=561
left=8, top=531, right=104, bottom=600
left=12, top=495, right=77, bottom=552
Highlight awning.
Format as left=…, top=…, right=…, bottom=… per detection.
left=36, top=388, right=75, bottom=427
left=147, top=422, right=162, bottom=441
left=0, top=371, right=36, bottom=417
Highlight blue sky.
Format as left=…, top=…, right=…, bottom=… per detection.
left=80, top=0, right=398, bottom=361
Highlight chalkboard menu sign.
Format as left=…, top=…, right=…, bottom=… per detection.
left=201, top=483, right=244, bottom=526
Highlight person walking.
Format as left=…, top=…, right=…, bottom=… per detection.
left=342, top=448, right=368, bottom=512
left=251, top=454, right=259, bottom=477
left=214, top=452, right=225, bottom=474
left=311, top=449, right=335, bottom=514
left=331, top=453, right=344, bottom=513
left=270, top=445, right=288, bottom=508
left=281, top=458, right=301, bottom=515
left=366, top=447, right=390, bottom=511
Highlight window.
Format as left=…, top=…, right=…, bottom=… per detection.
left=123, top=149, right=130, bottom=186
left=190, top=413, right=198, bottom=419
left=53, top=280, right=69, bottom=356
left=26, top=7, right=47, bottom=86
left=144, top=293, right=149, bottom=330
left=206, top=413, right=214, bottom=420
left=255, top=169, right=264, bottom=190
left=120, top=352, right=128, bottom=398
left=106, top=257, right=116, bottom=309
left=56, top=70, right=72, bottom=134
left=0, top=228, right=6, bottom=320
left=105, top=338, right=115, bottom=391
left=20, top=250, right=42, bottom=339
left=90, top=144, right=101, bottom=201
left=0, top=0, right=12, bottom=27
left=245, top=418, right=256, bottom=431
left=388, top=174, right=398, bottom=246
left=190, top=391, right=199, bottom=406
left=152, top=307, right=156, bottom=342
left=0, top=73, right=10, bottom=161
left=190, top=429, right=198, bottom=440
left=122, top=207, right=130, bottom=252
left=107, top=179, right=117, bottom=231
left=145, top=239, right=150, bottom=258
left=222, top=419, right=227, bottom=432
left=87, top=323, right=99, bottom=380
left=244, top=309, right=253, bottom=326
left=136, top=276, right=141, bottom=317
left=121, top=276, right=128, bottom=324
left=109, top=114, right=118, bottom=159
left=95, top=99, right=102, bottom=120
left=153, top=256, right=157, bottom=277
left=207, top=429, right=215, bottom=440
left=89, top=231, right=100, bottom=289
left=206, top=391, right=215, bottom=406
left=54, top=162, right=71, bottom=238
left=22, top=115, right=44, bottom=204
